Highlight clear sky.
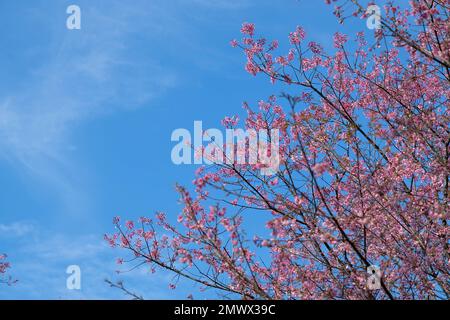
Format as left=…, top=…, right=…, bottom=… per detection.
left=0, top=0, right=374, bottom=299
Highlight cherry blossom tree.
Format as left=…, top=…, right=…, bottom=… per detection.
left=107, top=0, right=449, bottom=300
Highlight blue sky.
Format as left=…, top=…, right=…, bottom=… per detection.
left=0, top=0, right=373, bottom=299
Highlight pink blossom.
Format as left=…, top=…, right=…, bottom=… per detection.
left=289, top=26, right=306, bottom=44
left=241, top=22, right=255, bottom=36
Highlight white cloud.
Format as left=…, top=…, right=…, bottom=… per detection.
left=0, top=0, right=254, bottom=189
left=0, top=223, right=189, bottom=299
left=0, top=222, right=35, bottom=238
left=0, top=1, right=180, bottom=215
left=0, top=4, right=178, bottom=159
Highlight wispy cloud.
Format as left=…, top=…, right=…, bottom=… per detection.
left=0, top=222, right=35, bottom=238
left=0, top=1, right=180, bottom=214
left=0, top=221, right=191, bottom=299
left=0, top=230, right=116, bottom=299
left=0, top=5, right=176, bottom=157
left=0, top=0, right=255, bottom=191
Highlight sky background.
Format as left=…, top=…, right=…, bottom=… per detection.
left=0, top=0, right=375, bottom=299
